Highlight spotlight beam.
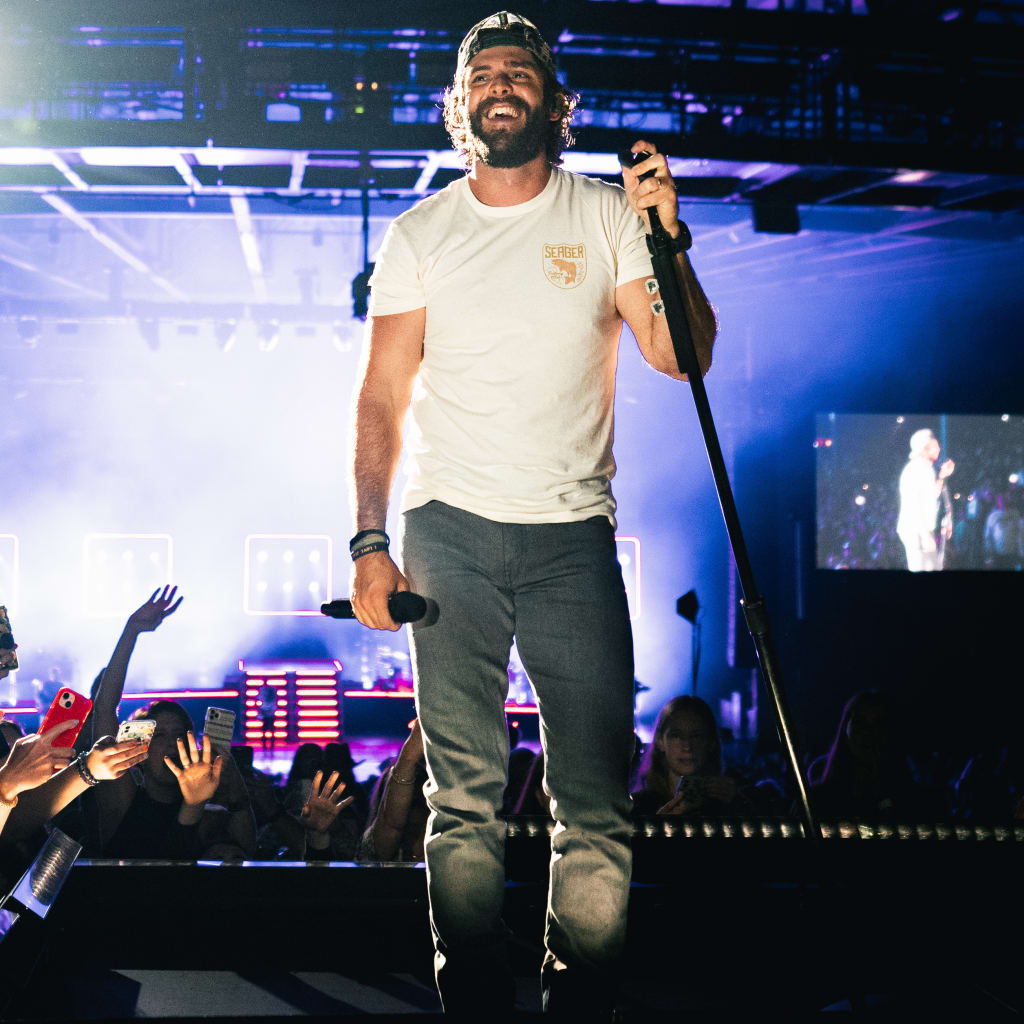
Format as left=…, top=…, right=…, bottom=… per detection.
left=39, top=193, right=189, bottom=302
left=49, top=153, right=88, bottom=191
left=0, top=250, right=107, bottom=300
left=288, top=152, right=308, bottom=194
left=229, top=192, right=269, bottom=304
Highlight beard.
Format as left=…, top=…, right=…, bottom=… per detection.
left=467, top=97, right=550, bottom=169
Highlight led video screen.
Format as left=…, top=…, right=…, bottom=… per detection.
left=816, top=414, right=1023, bottom=571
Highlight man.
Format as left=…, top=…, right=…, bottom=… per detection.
left=348, top=12, right=716, bottom=1014
left=897, top=428, right=954, bottom=571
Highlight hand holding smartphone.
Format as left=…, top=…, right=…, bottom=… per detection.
left=116, top=719, right=156, bottom=747
left=38, top=689, right=92, bottom=749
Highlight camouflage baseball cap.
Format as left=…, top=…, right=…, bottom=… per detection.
left=456, top=11, right=556, bottom=80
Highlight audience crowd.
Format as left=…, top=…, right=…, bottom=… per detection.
left=1, top=587, right=1020, bottom=896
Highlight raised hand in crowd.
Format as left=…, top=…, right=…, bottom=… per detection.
left=90, top=586, right=183, bottom=744
left=126, top=585, right=184, bottom=634
left=358, top=719, right=427, bottom=861
left=165, top=731, right=223, bottom=825
left=1, top=723, right=148, bottom=843
left=0, top=718, right=79, bottom=808
left=302, top=770, right=356, bottom=853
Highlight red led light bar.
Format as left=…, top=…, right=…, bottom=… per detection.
left=121, top=689, right=240, bottom=701
left=342, top=690, right=415, bottom=699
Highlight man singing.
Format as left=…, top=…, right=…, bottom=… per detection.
left=897, top=428, right=955, bottom=571
left=347, top=12, right=716, bottom=1014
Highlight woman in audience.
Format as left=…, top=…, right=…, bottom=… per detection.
left=92, top=700, right=255, bottom=859
left=358, top=719, right=427, bottom=861
left=810, top=689, right=929, bottom=821
left=632, top=695, right=754, bottom=817
left=81, top=587, right=255, bottom=858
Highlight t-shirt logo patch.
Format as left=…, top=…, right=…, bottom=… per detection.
left=542, top=243, right=587, bottom=290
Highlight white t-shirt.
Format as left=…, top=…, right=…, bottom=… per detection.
left=896, top=458, right=938, bottom=541
left=368, top=167, right=652, bottom=526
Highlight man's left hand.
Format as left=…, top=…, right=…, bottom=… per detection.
left=620, top=140, right=679, bottom=238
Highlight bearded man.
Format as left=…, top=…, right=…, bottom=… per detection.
left=347, top=11, right=716, bottom=1015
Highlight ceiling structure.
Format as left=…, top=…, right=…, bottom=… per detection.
left=0, top=0, right=1021, bottom=332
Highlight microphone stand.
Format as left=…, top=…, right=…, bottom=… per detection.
left=641, top=190, right=819, bottom=840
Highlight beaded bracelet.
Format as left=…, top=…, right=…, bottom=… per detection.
left=74, top=752, right=100, bottom=787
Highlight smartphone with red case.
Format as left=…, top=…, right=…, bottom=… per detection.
left=38, top=688, right=92, bottom=748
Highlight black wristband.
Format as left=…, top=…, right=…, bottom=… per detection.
left=351, top=541, right=390, bottom=561
left=350, top=529, right=389, bottom=552
left=646, top=222, right=692, bottom=254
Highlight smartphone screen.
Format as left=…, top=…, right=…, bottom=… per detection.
left=38, top=689, right=92, bottom=749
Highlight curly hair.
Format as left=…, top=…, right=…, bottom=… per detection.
left=442, top=63, right=579, bottom=168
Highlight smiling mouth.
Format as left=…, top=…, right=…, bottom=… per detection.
left=484, top=103, right=522, bottom=121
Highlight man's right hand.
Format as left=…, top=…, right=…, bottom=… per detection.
left=350, top=551, right=411, bottom=631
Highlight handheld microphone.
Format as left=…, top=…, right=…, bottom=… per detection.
left=618, top=147, right=657, bottom=184
left=619, top=148, right=668, bottom=237
left=618, top=147, right=691, bottom=253
left=320, top=591, right=427, bottom=624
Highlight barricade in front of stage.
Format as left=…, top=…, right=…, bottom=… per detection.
left=1, top=818, right=1020, bottom=1017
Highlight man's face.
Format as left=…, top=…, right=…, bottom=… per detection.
left=463, top=45, right=554, bottom=168
left=924, top=438, right=941, bottom=463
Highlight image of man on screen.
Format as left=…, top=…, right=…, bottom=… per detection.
left=897, top=428, right=954, bottom=572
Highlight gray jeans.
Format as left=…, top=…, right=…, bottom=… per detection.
left=400, top=501, right=635, bottom=1013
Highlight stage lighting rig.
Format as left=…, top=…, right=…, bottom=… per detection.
left=676, top=589, right=703, bottom=695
